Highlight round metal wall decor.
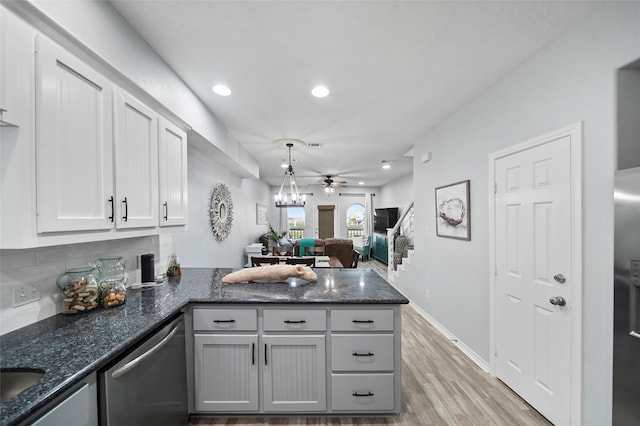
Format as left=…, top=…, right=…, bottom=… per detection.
left=209, top=183, right=234, bottom=241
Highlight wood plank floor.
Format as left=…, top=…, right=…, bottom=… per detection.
left=191, top=260, right=551, bottom=426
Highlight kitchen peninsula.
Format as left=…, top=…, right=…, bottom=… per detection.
left=0, top=268, right=409, bottom=425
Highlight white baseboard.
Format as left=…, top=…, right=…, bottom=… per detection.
left=407, top=301, right=490, bottom=373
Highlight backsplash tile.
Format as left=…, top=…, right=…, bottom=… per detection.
left=0, top=236, right=162, bottom=335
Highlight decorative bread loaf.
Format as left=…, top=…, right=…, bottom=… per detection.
left=221, top=265, right=317, bottom=283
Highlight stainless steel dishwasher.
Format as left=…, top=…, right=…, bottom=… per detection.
left=100, top=314, right=188, bottom=425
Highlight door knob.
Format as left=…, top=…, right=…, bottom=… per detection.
left=549, top=296, right=566, bottom=306
left=554, top=274, right=566, bottom=283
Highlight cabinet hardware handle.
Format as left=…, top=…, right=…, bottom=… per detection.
left=352, top=392, right=374, bottom=397
left=213, top=319, right=236, bottom=323
left=352, top=320, right=374, bottom=323
left=352, top=352, right=374, bottom=357
left=163, top=202, right=168, bottom=221
left=252, top=343, right=255, bottom=365
left=111, top=320, right=182, bottom=379
left=284, top=320, right=306, bottom=324
left=108, top=196, right=114, bottom=222
left=264, top=343, right=268, bottom=366
left=122, top=197, right=128, bottom=222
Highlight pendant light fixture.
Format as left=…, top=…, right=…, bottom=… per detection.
left=275, top=143, right=306, bottom=208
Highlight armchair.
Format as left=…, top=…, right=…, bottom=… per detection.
left=352, top=235, right=371, bottom=260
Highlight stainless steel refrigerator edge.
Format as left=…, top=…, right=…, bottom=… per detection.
left=100, top=314, right=188, bottom=425
left=613, top=167, right=640, bottom=425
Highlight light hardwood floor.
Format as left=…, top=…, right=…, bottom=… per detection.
left=191, top=260, right=551, bottom=426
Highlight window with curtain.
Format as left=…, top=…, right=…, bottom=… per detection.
left=287, top=207, right=305, bottom=239
left=346, top=203, right=365, bottom=238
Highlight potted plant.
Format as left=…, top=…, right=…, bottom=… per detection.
left=267, top=225, right=288, bottom=254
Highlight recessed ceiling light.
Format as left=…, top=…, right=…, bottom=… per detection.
left=358, top=181, right=364, bottom=185
left=212, top=84, right=231, bottom=96
left=311, top=85, right=329, bottom=98
left=281, top=163, right=288, bottom=168
left=381, top=161, right=391, bottom=169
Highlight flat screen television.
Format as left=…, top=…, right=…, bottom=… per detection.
left=374, top=207, right=399, bottom=233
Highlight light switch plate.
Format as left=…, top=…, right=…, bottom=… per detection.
left=13, top=284, right=41, bottom=307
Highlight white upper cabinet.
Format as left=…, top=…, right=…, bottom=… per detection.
left=0, top=6, right=187, bottom=248
left=113, top=89, right=158, bottom=229
left=35, top=34, right=114, bottom=233
left=158, top=118, right=188, bottom=226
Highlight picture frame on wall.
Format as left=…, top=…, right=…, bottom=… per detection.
left=256, top=203, right=268, bottom=225
left=435, top=180, right=470, bottom=240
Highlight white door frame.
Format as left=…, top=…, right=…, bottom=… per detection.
left=488, top=122, right=583, bottom=425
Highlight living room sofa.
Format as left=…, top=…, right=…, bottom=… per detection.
left=293, top=238, right=354, bottom=267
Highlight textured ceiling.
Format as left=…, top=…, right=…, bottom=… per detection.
left=110, top=0, right=602, bottom=188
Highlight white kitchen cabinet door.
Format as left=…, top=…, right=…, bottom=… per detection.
left=262, top=334, right=326, bottom=412
left=35, top=34, right=114, bottom=233
left=158, top=118, right=187, bottom=226
left=194, top=334, right=259, bottom=412
left=113, top=89, right=158, bottom=229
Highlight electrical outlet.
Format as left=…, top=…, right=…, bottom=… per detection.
left=631, top=260, right=640, bottom=287
left=13, top=284, right=41, bottom=307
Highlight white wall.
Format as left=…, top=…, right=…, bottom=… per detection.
left=0, top=236, right=160, bottom=335
left=378, top=173, right=413, bottom=210
left=393, top=3, right=640, bottom=424
left=171, top=145, right=271, bottom=268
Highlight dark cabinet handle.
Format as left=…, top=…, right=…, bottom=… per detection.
left=352, top=392, right=374, bottom=397
left=352, top=320, right=374, bottom=323
left=108, top=196, right=114, bottom=222
left=163, top=202, right=168, bottom=221
left=352, top=352, right=374, bottom=357
left=264, top=343, right=268, bottom=366
left=213, top=319, right=236, bottom=323
left=122, top=197, right=128, bottom=222
left=252, top=343, right=255, bottom=365
left=284, top=320, right=306, bottom=324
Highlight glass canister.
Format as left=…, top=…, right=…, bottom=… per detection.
left=94, top=257, right=126, bottom=281
left=57, top=266, right=100, bottom=314
left=100, top=278, right=126, bottom=308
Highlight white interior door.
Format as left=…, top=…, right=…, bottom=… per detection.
left=491, top=126, right=581, bottom=426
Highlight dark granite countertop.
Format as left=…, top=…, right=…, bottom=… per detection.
left=0, top=267, right=408, bottom=425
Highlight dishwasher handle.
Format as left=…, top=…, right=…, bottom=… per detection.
left=111, top=320, right=182, bottom=379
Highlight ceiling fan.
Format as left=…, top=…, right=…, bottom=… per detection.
left=320, top=175, right=347, bottom=193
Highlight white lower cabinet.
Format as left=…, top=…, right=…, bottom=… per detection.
left=30, top=373, right=97, bottom=426
left=329, top=308, right=400, bottom=413
left=331, top=373, right=395, bottom=412
left=193, top=334, right=259, bottom=412
left=262, top=334, right=326, bottom=412
left=191, top=305, right=401, bottom=415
